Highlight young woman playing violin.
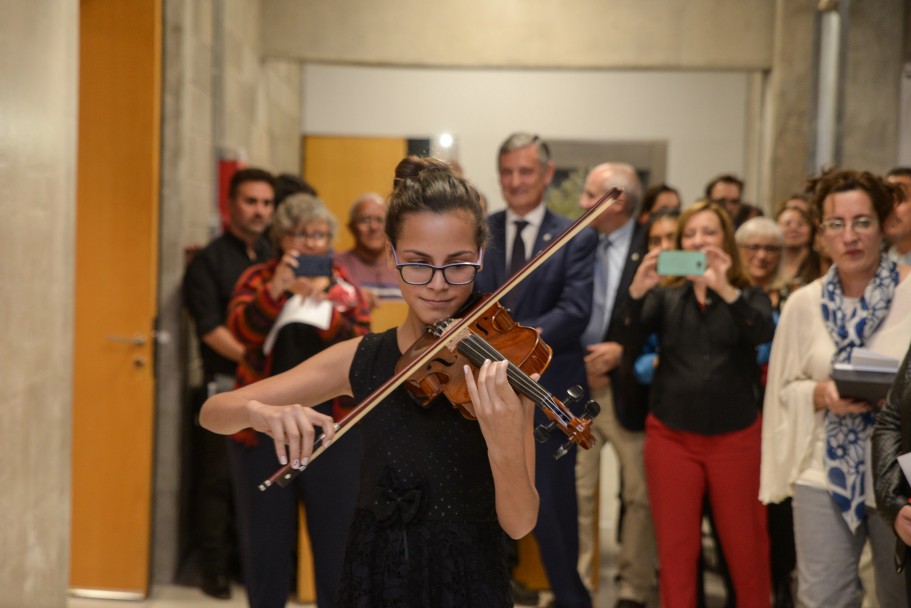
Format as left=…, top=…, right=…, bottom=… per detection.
left=200, top=156, right=538, bottom=606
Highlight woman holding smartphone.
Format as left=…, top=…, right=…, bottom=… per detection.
left=225, top=193, right=371, bottom=608
left=624, top=200, right=774, bottom=608
left=203, top=157, right=539, bottom=607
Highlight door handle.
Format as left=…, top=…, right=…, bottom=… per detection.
left=106, top=331, right=171, bottom=347
left=106, top=334, right=147, bottom=346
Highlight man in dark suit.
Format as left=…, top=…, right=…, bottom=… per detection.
left=576, top=164, right=656, bottom=608
left=475, top=132, right=596, bottom=608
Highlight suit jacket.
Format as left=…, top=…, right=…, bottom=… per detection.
left=475, top=209, right=596, bottom=404
left=601, top=221, right=650, bottom=431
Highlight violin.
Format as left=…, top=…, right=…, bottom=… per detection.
left=258, top=188, right=621, bottom=491
left=398, top=294, right=599, bottom=456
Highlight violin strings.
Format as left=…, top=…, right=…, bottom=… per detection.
left=459, top=336, right=559, bottom=406
left=457, top=335, right=573, bottom=426
left=458, top=336, right=553, bottom=402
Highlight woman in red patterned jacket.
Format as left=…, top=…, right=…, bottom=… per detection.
left=226, top=192, right=370, bottom=608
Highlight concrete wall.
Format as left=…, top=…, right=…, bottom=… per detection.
left=263, top=0, right=775, bottom=70
left=274, top=1, right=909, bottom=209
left=154, top=0, right=302, bottom=582
left=840, top=0, right=906, bottom=173
left=0, top=0, right=77, bottom=606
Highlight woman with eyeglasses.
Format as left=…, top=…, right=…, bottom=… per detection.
left=202, top=157, right=539, bottom=607
left=735, top=217, right=799, bottom=607
left=222, top=193, right=371, bottom=608
left=761, top=169, right=910, bottom=607
left=736, top=217, right=788, bottom=308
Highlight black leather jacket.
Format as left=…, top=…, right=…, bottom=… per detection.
left=872, top=346, right=911, bottom=572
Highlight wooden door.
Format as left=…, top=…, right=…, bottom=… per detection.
left=302, top=136, right=407, bottom=253
left=70, top=0, right=161, bottom=598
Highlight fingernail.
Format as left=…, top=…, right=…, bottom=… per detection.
left=464, top=365, right=471, bottom=375
left=301, top=457, right=309, bottom=468
left=292, top=459, right=300, bottom=469
left=323, top=438, right=331, bottom=447
left=280, top=455, right=288, bottom=465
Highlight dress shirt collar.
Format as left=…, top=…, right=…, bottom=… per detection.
left=505, top=202, right=546, bottom=232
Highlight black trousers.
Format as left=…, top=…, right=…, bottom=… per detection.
left=533, top=409, right=592, bottom=608
left=228, top=324, right=361, bottom=608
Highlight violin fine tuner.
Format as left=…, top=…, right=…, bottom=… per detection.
left=533, top=385, right=601, bottom=459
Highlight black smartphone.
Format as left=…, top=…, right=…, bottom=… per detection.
left=293, top=254, right=333, bottom=278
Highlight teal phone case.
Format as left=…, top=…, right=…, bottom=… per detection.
left=657, top=251, right=706, bottom=276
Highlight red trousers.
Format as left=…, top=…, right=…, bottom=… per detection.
left=644, top=414, right=770, bottom=608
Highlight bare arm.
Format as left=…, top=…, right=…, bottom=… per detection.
left=464, top=360, right=539, bottom=539
left=201, top=325, right=245, bottom=363
left=200, top=337, right=363, bottom=467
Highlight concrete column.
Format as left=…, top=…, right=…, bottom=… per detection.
left=840, top=0, right=905, bottom=172
left=0, top=1, right=78, bottom=606
left=763, top=0, right=817, bottom=207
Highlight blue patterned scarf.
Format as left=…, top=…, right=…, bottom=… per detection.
left=820, top=254, right=898, bottom=531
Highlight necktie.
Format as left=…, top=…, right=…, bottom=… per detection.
left=508, top=220, right=529, bottom=278
left=581, top=236, right=611, bottom=346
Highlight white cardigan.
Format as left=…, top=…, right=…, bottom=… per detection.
left=759, top=275, right=911, bottom=504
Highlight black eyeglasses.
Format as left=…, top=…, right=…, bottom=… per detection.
left=740, top=243, right=782, bottom=255
left=390, top=246, right=483, bottom=286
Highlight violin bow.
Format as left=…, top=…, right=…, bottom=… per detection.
left=259, top=187, right=622, bottom=490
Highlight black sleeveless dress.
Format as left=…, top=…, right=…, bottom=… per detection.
left=335, top=329, right=511, bottom=607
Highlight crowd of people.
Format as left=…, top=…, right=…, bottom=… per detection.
left=183, top=133, right=911, bottom=608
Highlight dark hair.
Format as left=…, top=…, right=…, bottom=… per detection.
left=774, top=204, right=823, bottom=285
left=887, top=166, right=911, bottom=180
left=775, top=192, right=812, bottom=218
left=648, top=206, right=681, bottom=228
left=229, top=168, right=275, bottom=200
left=641, top=183, right=681, bottom=216
left=704, top=174, right=744, bottom=199
left=806, top=168, right=900, bottom=226
left=273, top=173, right=317, bottom=207
left=386, top=156, right=488, bottom=249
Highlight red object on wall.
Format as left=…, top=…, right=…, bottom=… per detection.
left=218, top=159, right=244, bottom=232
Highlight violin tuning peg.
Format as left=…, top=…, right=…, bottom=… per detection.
left=564, top=385, right=584, bottom=404
left=534, top=421, right=556, bottom=444
left=583, top=400, right=601, bottom=419
left=553, top=442, right=571, bottom=460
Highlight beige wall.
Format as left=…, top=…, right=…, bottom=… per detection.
left=0, top=0, right=77, bottom=606
left=262, top=0, right=775, bottom=70
left=300, top=64, right=753, bottom=210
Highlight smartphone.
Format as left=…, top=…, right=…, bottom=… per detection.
left=293, top=254, right=333, bottom=278
left=657, top=250, right=706, bottom=276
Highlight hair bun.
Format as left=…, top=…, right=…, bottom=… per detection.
left=393, top=156, right=452, bottom=190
